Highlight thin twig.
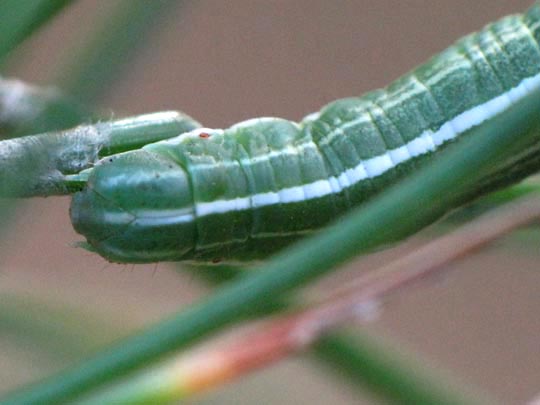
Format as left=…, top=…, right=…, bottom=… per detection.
left=79, top=195, right=540, bottom=404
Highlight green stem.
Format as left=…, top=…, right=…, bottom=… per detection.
left=0, top=294, right=123, bottom=363
left=314, top=332, right=487, bottom=405
left=77, top=263, right=480, bottom=404
left=0, top=76, right=87, bottom=138
left=0, top=0, right=74, bottom=64
left=445, top=178, right=540, bottom=223
left=1, top=1, right=185, bottom=138
left=58, top=0, right=184, bottom=106
left=3, top=73, right=540, bottom=405
left=75, top=332, right=481, bottom=405
left=0, top=111, right=200, bottom=197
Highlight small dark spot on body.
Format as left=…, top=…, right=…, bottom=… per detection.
left=212, top=257, right=222, bottom=264
left=199, top=132, right=210, bottom=139
left=155, top=173, right=160, bottom=178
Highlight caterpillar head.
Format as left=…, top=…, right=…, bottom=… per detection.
left=70, top=149, right=196, bottom=263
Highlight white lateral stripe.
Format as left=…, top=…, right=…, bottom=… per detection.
left=279, top=187, right=304, bottom=202
left=431, top=121, right=455, bottom=146
left=196, top=198, right=250, bottom=216
left=388, top=146, right=411, bottom=164
left=304, top=179, right=333, bottom=199
left=253, top=192, right=279, bottom=207
left=363, top=154, right=394, bottom=177
left=102, top=209, right=196, bottom=227
left=136, top=214, right=195, bottom=226
left=191, top=73, right=540, bottom=219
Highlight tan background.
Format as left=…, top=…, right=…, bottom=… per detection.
left=1, top=1, right=539, bottom=403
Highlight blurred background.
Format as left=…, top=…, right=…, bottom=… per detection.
left=1, top=0, right=539, bottom=403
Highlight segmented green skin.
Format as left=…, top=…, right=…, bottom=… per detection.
left=71, top=5, right=540, bottom=263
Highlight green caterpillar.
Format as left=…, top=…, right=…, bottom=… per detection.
left=71, top=4, right=540, bottom=263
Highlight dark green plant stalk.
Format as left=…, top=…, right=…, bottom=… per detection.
left=4, top=74, right=540, bottom=405
left=0, top=0, right=193, bottom=193
left=73, top=261, right=480, bottom=404
left=314, top=332, right=485, bottom=405
left=0, top=264, right=478, bottom=404
left=73, top=329, right=480, bottom=405
left=0, top=111, right=200, bottom=197
left=3, top=1, right=185, bottom=139
left=443, top=178, right=540, bottom=224
left=0, top=0, right=74, bottom=64
left=0, top=294, right=123, bottom=362
left=0, top=76, right=88, bottom=139
left=0, top=1, right=185, bottom=234
left=0, top=1, right=184, bottom=139
left=0, top=0, right=84, bottom=138
left=0, top=5, right=191, bottom=327
left=58, top=0, right=184, bottom=106
left=2, top=106, right=482, bottom=402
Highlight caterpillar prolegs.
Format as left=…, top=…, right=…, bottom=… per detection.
left=71, top=4, right=540, bottom=263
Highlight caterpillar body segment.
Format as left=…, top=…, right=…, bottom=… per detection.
left=71, top=5, right=540, bottom=263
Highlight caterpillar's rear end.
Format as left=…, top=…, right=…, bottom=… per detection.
left=71, top=4, right=540, bottom=263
